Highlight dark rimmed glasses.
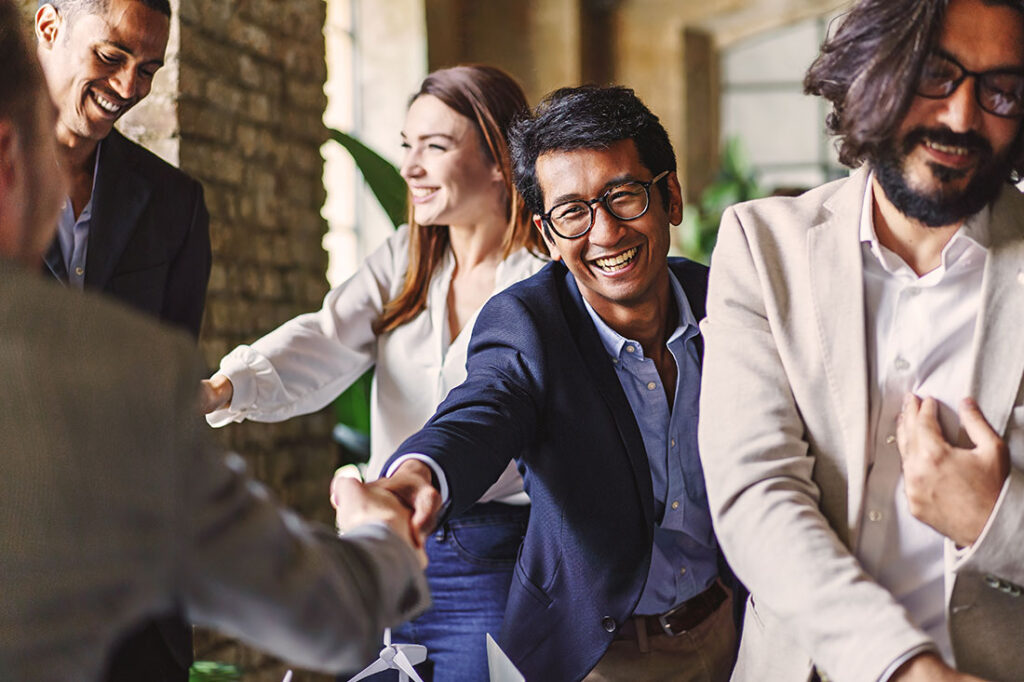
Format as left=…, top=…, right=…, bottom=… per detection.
left=540, top=170, right=670, bottom=239
left=917, top=50, right=1024, bottom=119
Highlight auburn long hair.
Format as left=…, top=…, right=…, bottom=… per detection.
left=375, top=65, right=544, bottom=334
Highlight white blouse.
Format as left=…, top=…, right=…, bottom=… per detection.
left=207, top=225, right=546, bottom=504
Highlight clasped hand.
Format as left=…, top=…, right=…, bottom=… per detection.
left=329, top=460, right=442, bottom=568
left=896, top=394, right=1009, bottom=547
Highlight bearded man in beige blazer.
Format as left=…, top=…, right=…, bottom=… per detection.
left=698, top=1, right=1024, bottom=682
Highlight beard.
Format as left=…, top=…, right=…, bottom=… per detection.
left=872, top=125, right=1013, bottom=227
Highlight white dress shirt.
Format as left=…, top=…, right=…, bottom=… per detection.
left=208, top=225, right=546, bottom=503
left=857, top=175, right=989, bottom=667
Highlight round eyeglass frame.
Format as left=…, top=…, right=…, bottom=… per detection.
left=539, top=170, right=670, bottom=240
left=916, top=50, right=1024, bottom=119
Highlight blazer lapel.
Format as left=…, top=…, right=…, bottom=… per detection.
left=967, top=187, right=1024, bottom=441
left=84, top=131, right=151, bottom=290
left=808, top=169, right=871, bottom=539
left=560, top=266, right=655, bottom=528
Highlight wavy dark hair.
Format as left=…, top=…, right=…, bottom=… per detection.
left=805, top=0, right=1024, bottom=179
left=509, top=84, right=676, bottom=240
left=376, top=64, right=544, bottom=334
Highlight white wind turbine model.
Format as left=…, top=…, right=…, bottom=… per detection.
left=345, top=628, right=427, bottom=682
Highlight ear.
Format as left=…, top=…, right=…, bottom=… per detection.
left=35, top=4, right=62, bottom=49
left=664, top=171, right=684, bottom=226
left=533, top=214, right=561, bottom=261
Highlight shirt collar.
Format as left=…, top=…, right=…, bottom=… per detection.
left=582, top=269, right=698, bottom=361
left=859, top=170, right=990, bottom=277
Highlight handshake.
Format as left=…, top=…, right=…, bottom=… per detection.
left=329, top=460, right=443, bottom=567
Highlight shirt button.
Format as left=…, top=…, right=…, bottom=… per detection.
left=671, top=501, right=680, bottom=510
left=625, top=345, right=636, bottom=354
left=74, top=267, right=84, bottom=276
left=647, top=382, right=657, bottom=390
left=868, top=510, right=883, bottom=522
left=679, top=567, right=687, bottom=576
left=601, top=616, right=616, bottom=633
left=885, top=434, right=896, bottom=445
left=894, top=357, right=910, bottom=371
left=670, top=438, right=676, bottom=448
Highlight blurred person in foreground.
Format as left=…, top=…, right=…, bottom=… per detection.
left=0, top=4, right=428, bottom=679
left=698, top=0, right=1024, bottom=680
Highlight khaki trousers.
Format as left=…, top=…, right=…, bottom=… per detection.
left=583, top=589, right=737, bottom=682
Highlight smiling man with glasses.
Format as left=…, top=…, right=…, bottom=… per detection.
left=333, top=85, right=742, bottom=682
left=699, top=0, right=1024, bottom=681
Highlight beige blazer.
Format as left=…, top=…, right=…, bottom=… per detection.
left=0, top=261, right=429, bottom=682
left=699, top=167, right=1024, bottom=682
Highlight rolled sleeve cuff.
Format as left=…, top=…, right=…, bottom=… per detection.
left=386, top=454, right=450, bottom=505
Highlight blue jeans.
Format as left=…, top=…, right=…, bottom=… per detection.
left=351, top=502, right=528, bottom=682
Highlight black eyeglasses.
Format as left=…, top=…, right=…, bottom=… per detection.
left=540, top=170, right=670, bottom=240
left=917, top=50, right=1024, bottom=119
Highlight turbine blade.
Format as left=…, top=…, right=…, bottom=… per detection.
left=346, top=658, right=390, bottom=682
left=393, top=650, right=425, bottom=682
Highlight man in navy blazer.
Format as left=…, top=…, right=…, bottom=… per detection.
left=341, top=86, right=740, bottom=682
left=36, top=0, right=210, bottom=339
left=33, top=0, right=210, bottom=678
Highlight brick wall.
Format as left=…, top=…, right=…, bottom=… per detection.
left=176, top=1, right=335, bottom=681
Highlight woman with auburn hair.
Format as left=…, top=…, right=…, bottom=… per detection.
left=201, top=65, right=546, bottom=680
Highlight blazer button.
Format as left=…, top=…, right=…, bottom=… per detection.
left=601, top=616, right=616, bottom=633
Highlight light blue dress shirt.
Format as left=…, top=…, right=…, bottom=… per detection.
left=56, top=142, right=101, bottom=290
left=581, top=271, right=719, bottom=615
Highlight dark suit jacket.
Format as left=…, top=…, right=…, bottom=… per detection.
left=44, top=128, right=211, bottom=339
left=43, top=129, right=210, bottom=678
left=386, top=258, right=730, bottom=681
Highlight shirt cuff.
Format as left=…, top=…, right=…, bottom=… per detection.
left=386, top=454, right=450, bottom=505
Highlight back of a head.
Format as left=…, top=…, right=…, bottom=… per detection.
left=1, top=0, right=44, bottom=146
left=509, top=85, right=676, bottom=216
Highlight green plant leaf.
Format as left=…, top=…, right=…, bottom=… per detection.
left=328, top=128, right=407, bottom=229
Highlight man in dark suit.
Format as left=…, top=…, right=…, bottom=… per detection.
left=336, top=86, right=740, bottom=682
left=35, top=0, right=210, bottom=338
left=32, top=0, right=210, bottom=677
left=0, top=4, right=429, bottom=679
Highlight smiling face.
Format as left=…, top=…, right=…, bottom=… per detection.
left=399, top=94, right=506, bottom=229
left=534, top=139, right=682, bottom=323
left=874, top=0, right=1024, bottom=226
left=35, top=0, right=169, bottom=148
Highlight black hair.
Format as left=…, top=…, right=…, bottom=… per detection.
left=508, top=85, right=676, bottom=231
left=39, top=0, right=171, bottom=20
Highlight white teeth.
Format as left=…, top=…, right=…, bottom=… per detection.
left=92, top=91, right=121, bottom=114
left=410, top=187, right=437, bottom=198
left=594, top=246, right=638, bottom=271
left=926, top=140, right=969, bottom=156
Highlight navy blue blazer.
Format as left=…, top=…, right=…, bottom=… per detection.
left=44, top=129, right=211, bottom=339
left=387, top=258, right=726, bottom=681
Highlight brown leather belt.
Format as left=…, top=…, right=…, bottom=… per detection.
left=617, top=581, right=727, bottom=640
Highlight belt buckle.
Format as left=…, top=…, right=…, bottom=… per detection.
left=657, top=603, right=685, bottom=637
